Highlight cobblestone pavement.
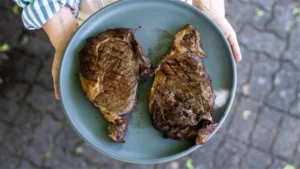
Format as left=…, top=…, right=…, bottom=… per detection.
left=1, top=0, right=300, bottom=169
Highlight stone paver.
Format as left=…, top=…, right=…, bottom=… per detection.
left=1, top=104, right=42, bottom=158
left=2, top=126, right=32, bottom=156
left=240, top=0, right=276, bottom=12
left=0, top=122, right=9, bottom=143
left=0, top=145, right=20, bottom=169
left=0, top=98, right=19, bottom=122
left=24, top=114, right=61, bottom=165
left=284, top=27, right=300, bottom=70
left=124, top=164, right=155, bottom=169
left=268, top=87, right=296, bottom=111
left=272, top=115, right=300, bottom=159
left=226, top=0, right=272, bottom=32
left=1, top=82, right=29, bottom=102
left=1, top=0, right=300, bottom=169
left=248, top=54, right=280, bottom=102
left=241, top=148, right=272, bottom=169
left=0, top=8, right=23, bottom=48
left=228, top=98, right=259, bottom=143
left=27, top=84, right=65, bottom=120
left=15, top=35, right=53, bottom=58
left=215, top=137, right=247, bottom=169
left=36, top=57, right=54, bottom=90
left=218, top=94, right=242, bottom=135
left=19, top=160, right=33, bottom=169
left=53, top=121, right=83, bottom=153
left=274, top=63, right=300, bottom=89
left=268, top=158, right=290, bottom=169
left=239, top=25, right=286, bottom=59
left=45, top=146, right=93, bottom=169
left=155, top=158, right=186, bottom=169
left=236, top=46, right=256, bottom=93
left=190, top=132, right=223, bottom=169
left=11, top=51, right=41, bottom=83
left=267, top=63, right=300, bottom=111
left=1, top=0, right=12, bottom=9
left=80, top=144, right=125, bottom=168
left=266, top=0, right=297, bottom=39
left=290, top=100, right=300, bottom=117
left=251, top=107, right=281, bottom=151
left=295, top=142, right=300, bottom=166
left=14, top=104, right=43, bottom=128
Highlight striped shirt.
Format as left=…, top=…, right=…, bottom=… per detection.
left=12, top=0, right=79, bottom=30
left=13, top=0, right=192, bottom=30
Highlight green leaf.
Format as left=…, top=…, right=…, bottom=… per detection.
left=292, top=8, right=300, bottom=15
left=75, top=146, right=83, bottom=154
left=12, top=5, right=19, bottom=15
left=44, top=151, right=52, bottom=159
left=0, top=44, right=9, bottom=52
left=283, top=164, right=295, bottom=169
left=256, top=9, right=265, bottom=17
left=34, top=119, right=41, bottom=125
left=21, top=35, right=28, bottom=45
left=186, top=158, right=194, bottom=169
left=243, top=110, right=251, bottom=120
left=259, top=102, right=264, bottom=108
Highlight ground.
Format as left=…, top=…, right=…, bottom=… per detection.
left=1, top=0, right=300, bottom=169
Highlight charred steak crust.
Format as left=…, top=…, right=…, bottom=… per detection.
left=149, top=24, right=217, bottom=145
left=79, top=28, right=153, bottom=143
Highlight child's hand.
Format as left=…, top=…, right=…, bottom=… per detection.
left=43, top=7, right=78, bottom=100
left=193, top=0, right=242, bottom=62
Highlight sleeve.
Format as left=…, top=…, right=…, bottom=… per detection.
left=12, top=0, right=80, bottom=30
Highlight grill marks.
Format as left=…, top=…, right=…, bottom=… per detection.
left=156, top=55, right=209, bottom=119
left=149, top=24, right=217, bottom=145
left=92, top=40, right=138, bottom=112
left=79, top=28, right=153, bottom=143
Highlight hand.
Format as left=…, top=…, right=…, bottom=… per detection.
left=193, top=0, right=242, bottom=62
left=43, top=7, right=78, bottom=100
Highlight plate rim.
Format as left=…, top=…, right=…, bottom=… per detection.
left=59, top=0, right=237, bottom=164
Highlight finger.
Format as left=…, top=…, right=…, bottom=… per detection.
left=52, top=61, right=60, bottom=100
left=227, top=30, right=242, bottom=62
left=213, top=17, right=242, bottom=62
left=51, top=30, right=77, bottom=100
left=52, top=51, right=64, bottom=100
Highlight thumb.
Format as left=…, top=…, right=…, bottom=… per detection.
left=51, top=26, right=78, bottom=100
left=212, top=16, right=242, bottom=62
left=226, top=23, right=242, bottom=62
left=52, top=49, right=64, bottom=100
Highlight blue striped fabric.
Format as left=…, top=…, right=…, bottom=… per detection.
left=12, top=0, right=79, bottom=30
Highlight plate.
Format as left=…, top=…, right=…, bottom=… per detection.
left=59, top=0, right=236, bottom=164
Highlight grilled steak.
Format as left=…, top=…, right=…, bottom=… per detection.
left=79, top=28, right=153, bottom=143
left=148, top=24, right=217, bottom=145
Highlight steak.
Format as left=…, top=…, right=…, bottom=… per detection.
left=148, top=24, right=217, bottom=145
left=79, top=28, right=153, bottom=143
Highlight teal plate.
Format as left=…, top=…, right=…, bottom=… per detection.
left=59, top=0, right=236, bottom=164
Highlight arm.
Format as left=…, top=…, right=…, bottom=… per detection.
left=193, top=0, right=225, bottom=16
left=13, top=0, right=79, bottom=100
left=43, top=7, right=78, bottom=50
left=193, top=0, right=242, bottom=62
left=43, top=7, right=78, bottom=100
